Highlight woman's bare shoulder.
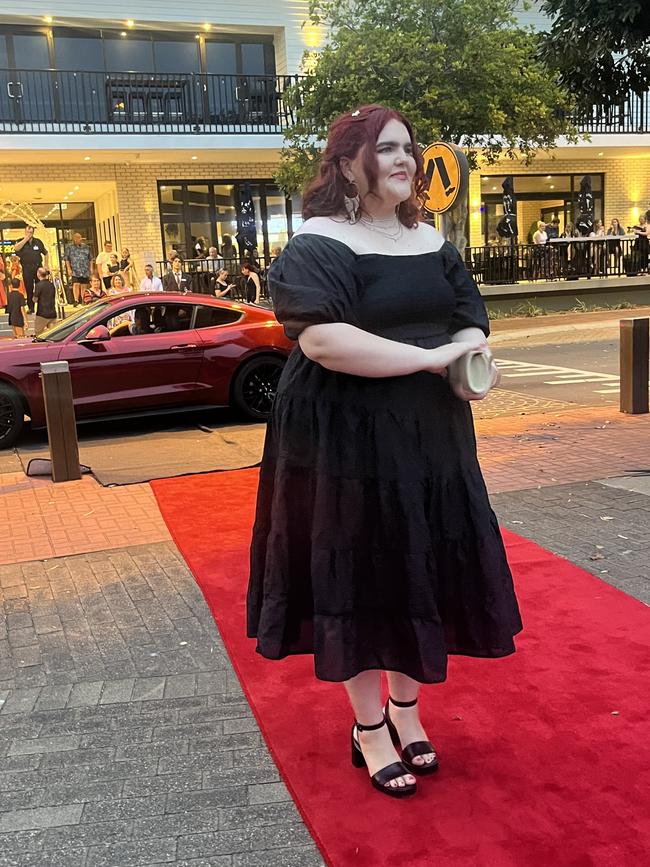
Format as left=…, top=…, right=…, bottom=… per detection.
left=294, top=216, right=353, bottom=241
left=409, top=221, right=446, bottom=251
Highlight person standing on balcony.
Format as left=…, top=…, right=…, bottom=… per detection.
left=139, top=264, right=163, bottom=292
left=64, top=232, right=92, bottom=306
left=95, top=241, right=115, bottom=291
left=12, top=225, right=48, bottom=314
left=632, top=212, right=649, bottom=274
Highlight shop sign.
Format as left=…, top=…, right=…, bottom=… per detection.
left=421, top=142, right=468, bottom=215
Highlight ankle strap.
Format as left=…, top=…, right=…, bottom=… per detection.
left=355, top=718, right=386, bottom=733
left=389, top=696, right=418, bottom=708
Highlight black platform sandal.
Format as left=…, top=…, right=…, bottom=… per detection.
left=384, top=697, right=439, bottom=776
left=351, top=718, right=417, bottom=798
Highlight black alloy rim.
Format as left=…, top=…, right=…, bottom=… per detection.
left=0, top=394, right=17, bottom=442
left=241, top=362, right=283, bottom=415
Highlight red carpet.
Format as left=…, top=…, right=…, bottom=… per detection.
left=151, top=468, right=650, bottom=867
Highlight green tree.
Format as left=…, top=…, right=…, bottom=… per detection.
left=539, top=0, right=650, bottom=104
left=276, top=0, right=578, bottom=249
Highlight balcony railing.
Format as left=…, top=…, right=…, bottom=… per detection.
left=570, top=91, right=650, bottom=134
left=464, top=238, right=649, bottom=286
left=1, top=67, right=648, bottom=135
left=0, top=69, right=304, bottom=134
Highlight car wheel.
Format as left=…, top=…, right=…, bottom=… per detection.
left=0, top=384, right=25, bottom=449
left=232, top=355, right=285, bottom=420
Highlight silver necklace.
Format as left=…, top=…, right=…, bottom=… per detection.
left=358, top=215, right=404, bottom=242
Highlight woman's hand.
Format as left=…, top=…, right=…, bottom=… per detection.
left=424, top=339, right=489, bottom=375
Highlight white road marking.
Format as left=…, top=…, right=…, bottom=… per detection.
left=495, top=358, right=619, bottom=391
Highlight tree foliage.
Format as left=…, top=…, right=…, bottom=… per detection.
left=539, top=0, right=650, bottom=104
left=275, top=0, right=578, bottom=195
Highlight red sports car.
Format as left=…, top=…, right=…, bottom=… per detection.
left=0, top=291, right=294, bottom=448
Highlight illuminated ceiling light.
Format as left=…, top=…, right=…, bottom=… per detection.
left=74, top=185, right=79, bottom=190
left=191, top=155, right=198, bottom=160
left=195, top=34, right=201, bottom=40
left=68, top=190, right=74, bottom=195
left=63, top=195, right=68, bottom=200
left=202, top=23, right=211, bottom=32
left=161, top=185, right=166, bottom=190
left=481, top=177, right=487, bottom=182
left=546, top=175, right=552, bottom=179
left=598, top=151, right=604, bottom=156
left=492, top=186, right=497, bottom=191
left=84, top=155, right=91, bottom=161
left=44, top=16, right=53, bottom=24
left=126, top=20, right=135, bottom=28
left=550, top=184, right=555, bottom=189
left=120, top=31, right=127, bottom=37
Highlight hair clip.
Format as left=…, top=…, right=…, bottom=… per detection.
left=351, top=110, right=360, bottom=117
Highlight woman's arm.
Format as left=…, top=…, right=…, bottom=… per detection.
left=252, top=272, right=261, bottom=303
left=298, top=322, right=487, bottom=378
left=450, top=326, right=488, bottom=346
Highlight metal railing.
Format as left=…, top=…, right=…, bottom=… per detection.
left=2, top=67, right=650, bottom=135
left=0, top=69, right=304, bottom=134
left=569, top=91, right=650, bottom=134
left=464, top=238, right=649, bottom=286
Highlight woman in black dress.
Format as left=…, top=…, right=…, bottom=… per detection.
left=247, top=105, right=522, bottom=798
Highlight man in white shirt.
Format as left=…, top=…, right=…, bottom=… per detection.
left=139, top=263, right=163, bottom=292
left=95, top=241, right=114, bottom=290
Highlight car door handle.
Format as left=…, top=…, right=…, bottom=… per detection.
left=170, top=343, right=198, bottom=351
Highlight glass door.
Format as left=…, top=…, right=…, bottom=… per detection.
left=11, top=33, right=55, bottom=123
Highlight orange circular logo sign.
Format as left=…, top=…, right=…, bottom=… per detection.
left=421, top=142, right=468, bottom=215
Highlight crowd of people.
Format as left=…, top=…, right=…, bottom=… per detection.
left=1, top=224, right=283, bottom=340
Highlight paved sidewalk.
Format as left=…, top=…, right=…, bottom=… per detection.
left=1, top=399, right=649, bottom=865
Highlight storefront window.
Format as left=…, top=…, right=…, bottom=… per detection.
left=158, top=180, right=290, bottom=264
left=153, top=39, right=200, bottom=74
left=54, top=35, right=103, bottom=71
left=187, top=185, right=212, bottom=257
left=159, top=184, right=187, bottom=259
left=480, top=173, right=604, bottom=244
left=266, top=184, right=290, bottom=253
left=104, top=36, right=154, bottom=73
left=205, top=42, right=237, bottom=75
left=213, top=184, right=238, bottom=253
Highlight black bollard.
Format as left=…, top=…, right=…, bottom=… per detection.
left=619, top=318, right=649, bottom=415
left=40, top=361, right=81, bottom=482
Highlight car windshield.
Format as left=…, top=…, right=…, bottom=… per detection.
left=33, top=300, right=115, bottom=343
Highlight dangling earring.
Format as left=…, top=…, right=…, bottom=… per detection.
left=344, top=178, right=361, bottom=223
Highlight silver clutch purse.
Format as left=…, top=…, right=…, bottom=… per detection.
left=448, top=348, right=501, bottom=401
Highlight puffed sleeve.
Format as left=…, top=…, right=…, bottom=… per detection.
left=441, top=242, right=490, bottom=338
left=268, top=234, right=360, bottom=340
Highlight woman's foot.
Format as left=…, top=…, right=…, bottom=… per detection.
left=353, top=721, right=416, bottom=791
left=386, top=698, right=437, bottom=769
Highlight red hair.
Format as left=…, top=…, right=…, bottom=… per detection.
left=302, top=104, right=426, bottom=228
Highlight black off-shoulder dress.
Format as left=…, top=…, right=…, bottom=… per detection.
left=247, top=233, right=522, bottom=683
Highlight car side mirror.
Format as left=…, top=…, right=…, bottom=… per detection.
left=79, top=325, right=111, bottom=344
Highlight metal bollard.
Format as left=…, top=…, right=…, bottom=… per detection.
left=620, top=318, right=649, bottom=415
left=40, top=361, right=81, bottom=482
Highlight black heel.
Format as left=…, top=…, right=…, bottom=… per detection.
left=350, top=730, right=367, bottom=768
left=385, top=697, right=439, bottom=776
left=351, top=719, right=417, bottom=798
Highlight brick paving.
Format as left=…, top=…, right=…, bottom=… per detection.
left=0, top=475, right=170, bottom=565
left=0, top=397, right=649, bottom=865
left=0, top=544, right=323, bottom=867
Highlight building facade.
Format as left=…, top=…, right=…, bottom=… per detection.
left=0, top=2, right=648, bottom=289
left=0, top=2, right=322, bottom=283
